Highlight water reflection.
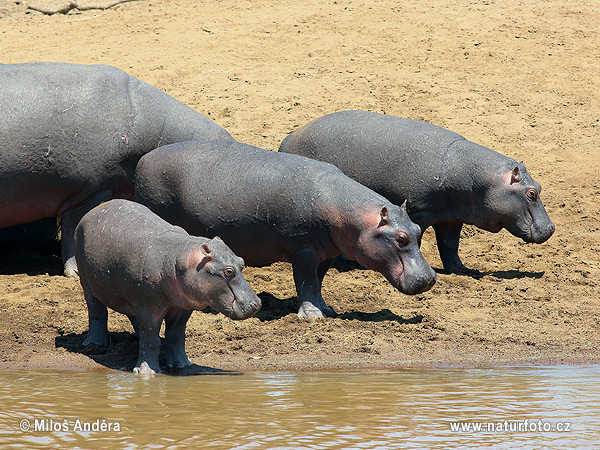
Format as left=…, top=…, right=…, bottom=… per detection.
left=0, top=366, right=598, bottom=449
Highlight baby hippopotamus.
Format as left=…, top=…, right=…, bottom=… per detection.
left=279, top=110, right=555, bottom=272
left=134, top=140, right=436, bottom=321
left=74, top=199, right=261, bottom=374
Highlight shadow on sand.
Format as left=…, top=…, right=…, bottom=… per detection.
left=434, top=267, right=545, bottom=280
left=55, top=332, right=241, bottom=376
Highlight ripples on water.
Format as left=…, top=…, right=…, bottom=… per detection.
left=1, top=365, right=598, bottom=449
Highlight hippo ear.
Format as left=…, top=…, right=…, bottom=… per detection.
left=511, top=166, right=521, bottom=184
left=211, top=236, right=224, bottom=244
left=201, top=243, right=212, bottom=256
left=400, top=200, right=407, bottom=212
left=379, top=206, right=389, bottom=226
left=185, top=245, right=212, bottom=271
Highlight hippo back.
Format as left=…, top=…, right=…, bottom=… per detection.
left=0, top=62, right=232, bottom=228
left=279, top=110, right=507, bottom=213
left=134, top=140, right=388, bottom=265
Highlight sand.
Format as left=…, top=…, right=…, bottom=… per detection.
left=0, top=0, right=599, bottom=372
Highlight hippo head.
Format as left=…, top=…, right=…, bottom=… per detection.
left=178, top=237, right=261, bottom=320
left=482, top=162, right=555, bottom=244
left=354, top=203, right=436, bottom=295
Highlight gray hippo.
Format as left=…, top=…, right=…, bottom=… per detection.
left=0, top=62, right=233, bottom=277
left=279, top=110, right=555, bottom=272
left=75, top=199, right=261, bottom=374
left=134, top=140, right=436, bottom=321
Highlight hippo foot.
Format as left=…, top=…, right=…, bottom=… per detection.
left=133, top=361, right=159, bottom=375
left=64, top=267, right=78, bottom=278
left=297, top=301, right=336, bottom=322
left=164, top=350, right=191, bottom=370
left=63, top=257, right=79, bottom=278
left=442, top=264, right=473, bottom=275
left=83, top=333, right=109, bottom=347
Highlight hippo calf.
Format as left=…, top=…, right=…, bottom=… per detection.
left=279, top=110, right=555, bottom=272
left=134, top=140, right=436, bottom=321
left=75, top=199, right=261, bottom=374
left=0, top=62, right=232, bottom=277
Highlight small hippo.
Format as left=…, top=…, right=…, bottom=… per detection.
left=0, top=62, right=233, bottom=277
left=74, top=199, right=261, bottom=374
left=279, top=110, right=555, bottom=272
left=134, top=140, right=436, bottom=321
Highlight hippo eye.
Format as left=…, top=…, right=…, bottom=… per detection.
left=223, top=267, right=235, bottom=278
left=526, top=188, right=538, bottom=202
left=396, top=232, right=409, bottom=247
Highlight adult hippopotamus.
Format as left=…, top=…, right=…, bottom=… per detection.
left=75, top=199, right=261, bottom=374
left=0, top=62, right=233, bottom=277
left=279, top=110, right=555, bottom=272
left=134, top=140, right=436, bottom=321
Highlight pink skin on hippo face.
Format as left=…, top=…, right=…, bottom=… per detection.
left=482, top=164, right=555, bottom=244
left=349, top=204, right=436, bottom=295
left=177, top=239, right=258, bottom=321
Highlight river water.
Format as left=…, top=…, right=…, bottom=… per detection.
left=1, top=365, right=598, bottom=449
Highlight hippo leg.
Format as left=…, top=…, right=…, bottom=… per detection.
left=293, top=250, right=336, bottom=321
left=133, top=311, right=164, bottom=374
left=163, top=309, right=193, bottom=369
left=82, top=288, right=109, bottom=346
left=127, top=315, right=139, bottom=336
left=433, top=222, right=468, bottom=273
left=61, top=189, right=113, bottom=278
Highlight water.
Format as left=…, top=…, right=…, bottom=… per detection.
left=1, top=365, right=599, bottom=449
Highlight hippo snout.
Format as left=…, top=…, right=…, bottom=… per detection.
left=387, top=256, right=437, bottom=295
left=527, top=219, right=555, bottom=244
left=398, top=266, right=437, bottom=295
left=230, top=294, right=262, bottom=320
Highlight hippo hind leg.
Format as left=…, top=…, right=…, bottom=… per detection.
left=60, top=189, right=113, bottom=278
left=82, top=289, right=109, bottom=347
left=433, top=222, right=469, bottom=273
left=293, top=250, right=336, bottom=321
left=163, top=309, right=193, bottom=370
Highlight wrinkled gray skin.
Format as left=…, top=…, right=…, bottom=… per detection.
left=0, top=62, right=232, bottom=277
left=74, top=199, right=261, bottom=374
left=279, top=110, right=555, bottom=272
left=134, top=140, right=436, bottom=321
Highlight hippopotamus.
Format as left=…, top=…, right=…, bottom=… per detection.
left=133, top=140, right=436, bottom=321
left=279, top=110, right=555, bottom=272
left=0, top=62, right=233, bottom=277
left=75, top=199, right=261, bottom=374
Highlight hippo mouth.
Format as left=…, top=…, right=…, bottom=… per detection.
left=229, top=290, right=261, bottom=320
left=385, top=263, right=436, bottom=296
left=514, top=212, right=554, bottom=244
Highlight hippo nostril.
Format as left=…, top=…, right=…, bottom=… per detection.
left=231, top=296, right=262, bottom=320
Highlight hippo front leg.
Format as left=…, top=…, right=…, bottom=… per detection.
left=133, top=311, right=165, bottom=374
left=433, top=222, right=468, bottom=273
left=292, top=250, right=336, bottom=321
left=61, top=189, right=113, bottom=277
left=163, top=309, right=193, bottom=370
